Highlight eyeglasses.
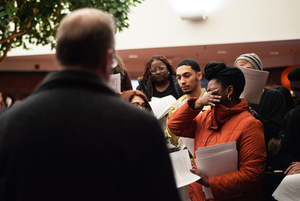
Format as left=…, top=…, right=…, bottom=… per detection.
left=131, top=102, right=149, bottom=110
left=149, top=66, right=166, bottom=74
left=112, top=50, right=118, bottom=68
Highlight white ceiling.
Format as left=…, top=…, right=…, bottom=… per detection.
left=2, top=39, right=300, bottom=79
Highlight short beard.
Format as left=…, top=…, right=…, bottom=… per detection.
left=184, top=90, right=193, bottom=94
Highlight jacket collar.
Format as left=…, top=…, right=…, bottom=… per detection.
left=210, top=98, right=249, bottom=130
left=34, top=69, right=117, bottom=97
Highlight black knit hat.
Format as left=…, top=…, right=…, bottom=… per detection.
left=288, top=66, right=300, bottom=82
left=205, top=62, right=245, bottom=97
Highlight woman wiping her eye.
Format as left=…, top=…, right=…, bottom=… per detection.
left=168, top=62, right=266, bottom=201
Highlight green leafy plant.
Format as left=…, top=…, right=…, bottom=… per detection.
left=0, top=0, right=143, bottom=65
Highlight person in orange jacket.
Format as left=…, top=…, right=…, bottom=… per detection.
left=168, top=62, right=266, bottom=201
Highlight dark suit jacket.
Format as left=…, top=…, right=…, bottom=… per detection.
left=0, top=69, right=180, bottom=201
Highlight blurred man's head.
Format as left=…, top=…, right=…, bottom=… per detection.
left=176, top=59, right=202, bottom=95
left=55, top=8, right=115, bottom=81
left=234, top=53, right=263, bottom=71
left=288, top=66, right=300, bottom=107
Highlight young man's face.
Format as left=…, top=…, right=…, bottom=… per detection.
left=290, top=80, right=300, bottom=107
left=176, top=65, right=201, bottom=94
left=235, top=60, right=255, bottom=69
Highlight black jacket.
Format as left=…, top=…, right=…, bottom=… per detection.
left=277, top=105, right=300, bottom=171
left=0, top=69, right=180, bottom=201
left=250, top=88, right=286, bottom=147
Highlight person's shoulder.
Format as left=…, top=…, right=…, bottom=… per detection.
left=176, top=94, right=187, bottom=103
left=291, top=105, right=300, bottom=116
left=240, top=110, right=263, bottom=127
left=264, top=88, right=284, bottom=97
left=137, top=78, right=150, bottom=87
left=0, top=96, right=32, bottom=124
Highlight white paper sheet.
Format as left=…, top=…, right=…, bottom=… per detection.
left=169, top=149, right=200, bottom=188
left=149, top=95, right=176, bottom=119
left=272, top=174, right=300, bottom=201
left=108, top=73, right=121, bottom=93
left=237, top=66, right=269, bottom=104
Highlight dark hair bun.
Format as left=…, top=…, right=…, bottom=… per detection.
left=204, top=62, right=227, bottom=80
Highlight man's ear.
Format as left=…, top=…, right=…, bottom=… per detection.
left=97, top=49, right=112, bottom=82
left=197, top=72, right=202, bottom=81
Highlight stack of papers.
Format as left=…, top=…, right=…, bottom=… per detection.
left=273, top=174, right=300, bottom=201
left=194, top=141, right=238, bottom=199
left=169, top=149, right=200, bottom=188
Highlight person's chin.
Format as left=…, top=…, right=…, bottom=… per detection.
left=184, top=90, right=192, bottom=94
left=155, top=76, right=165, bottom=82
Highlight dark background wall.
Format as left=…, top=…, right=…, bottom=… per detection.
left=0, top=66, right=292, bottom=101
left=0, top=71, right=49, bottom=101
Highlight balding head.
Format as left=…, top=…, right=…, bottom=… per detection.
left=56, top=8, right=115, bottom=74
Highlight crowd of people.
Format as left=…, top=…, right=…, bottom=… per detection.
left=0, top=7, right=299, bottom=201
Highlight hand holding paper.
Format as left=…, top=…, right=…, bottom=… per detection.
left=190, top=166, right=209, bottom=187
left=194, top=141, right=238, bottom=199
left=169, top=149, right=200, bottom=188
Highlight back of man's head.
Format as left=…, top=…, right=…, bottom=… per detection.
left=288, top=66, right=300, bottom=82
left=177, top=59, right=201, bottom=72
left=56, top=8, right=115, bottom=71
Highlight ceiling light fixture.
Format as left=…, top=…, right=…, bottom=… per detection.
left=180, top=10, right=207, bottom=21
left=217, top=50, right=227, bottom=54
left=128, top=54, right=138, bottom=58
left=167, top=0, right=226, bottom=21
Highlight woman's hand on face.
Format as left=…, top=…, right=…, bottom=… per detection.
left=190, top=166, right=209, bottom=187
left=194, top=89, right=221, bottom=110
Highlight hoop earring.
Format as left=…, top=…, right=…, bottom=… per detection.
left=227, top=95, right=231, bottom=101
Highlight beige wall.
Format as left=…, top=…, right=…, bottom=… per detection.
left=115, top=0, right=300, bottom=49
